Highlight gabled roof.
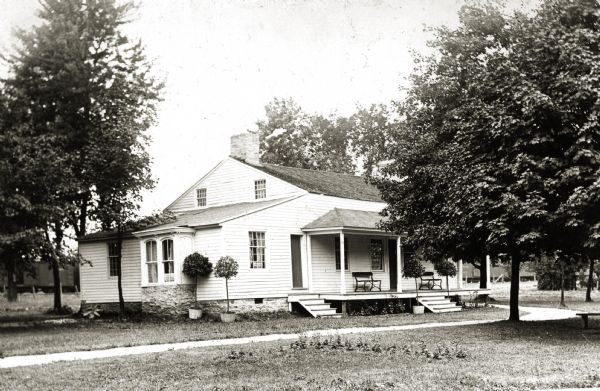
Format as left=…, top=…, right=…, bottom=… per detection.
left=303, top=208, right=385, bottom=231
left=78, top=197, right=296, bottom=242
left=239, top=159, right=383, bottom=202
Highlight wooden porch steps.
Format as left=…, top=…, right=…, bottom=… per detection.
left=290, top=295, right=342, bottom=318
left=418, top=295, right=462, bottom=313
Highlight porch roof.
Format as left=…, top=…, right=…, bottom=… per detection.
left=302, top=208, right=387, bottom=233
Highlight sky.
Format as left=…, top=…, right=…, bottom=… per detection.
left=0, top=0, right=532, bottom=215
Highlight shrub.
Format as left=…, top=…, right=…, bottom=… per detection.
left=403, top=256, right=425, bottom=300
left=183, top=253, right=213, bottom=308
left=435, top=259, right=457, bottom=295
left=214, top=256, right=239, bottom=313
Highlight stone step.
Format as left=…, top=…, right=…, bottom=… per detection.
left=419, top=296, right=447, bottom=301
left=433, top=307, right=462, bottom=313
left=428, top=303, right=459, bottom=309
left=311, top=309, right=339, bottom=317
left=304, top=304, right=332, bottom=311
left=420, top=299, right=451, bottom=305
left=299, top=299, right=326, bottom=306
left=290, top=294, right=320, bottom=301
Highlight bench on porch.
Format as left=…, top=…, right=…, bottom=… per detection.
left=419, top=271, right=443, bottom=290
left=576, top=312, right=600, bottom=329
left=352, top=272, right=382, bottom=292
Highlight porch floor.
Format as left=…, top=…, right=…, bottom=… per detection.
left=288, top=288, right=491, bottom=302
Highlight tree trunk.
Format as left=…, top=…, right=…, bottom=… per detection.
left=446, top=275, right=450, bottom=297
left=49, top=226, right=63, bottom=311
left=6, top=253, right=18, bottom=302
left=225, top=278, right=230, bottom=313
left=586, top=258, right=594, bottom=302
left=509, top=254, right=520, bottom=322
left=560, top=264, right=566, bottom=308
left=415, top=278, right=419, bottom=301
left=117, top=225, right=125, bottom=316
left=479, top=259, right=488, bottom=289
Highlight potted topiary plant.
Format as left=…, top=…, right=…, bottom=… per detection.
left=435, top=259, right=457, bottom=297
left=403, top=256, right=426, bottom=314
left=214, top=255, right=239, bottom=323
left=183, top=252, right=213, bottom=319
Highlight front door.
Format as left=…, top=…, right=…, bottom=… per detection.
left=388, top=239, right=397, bottom=291
left=290, top=235, right=303, bottom=288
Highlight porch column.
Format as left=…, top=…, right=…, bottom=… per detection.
left=396, top=237, right=403, bottom=292
left=339, top=232, right=346, bottom=294
left=456, top=259, right=463, bottom=289
left=306, top=234, right=313, bottom=293
left=484, top=255, right=491, bottom=289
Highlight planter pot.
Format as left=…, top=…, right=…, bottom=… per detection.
left=412, top=305, right=425, bottom=315
left=189, top=308, right=203, bottom=320
left=220, top=313, right=237, bottom=323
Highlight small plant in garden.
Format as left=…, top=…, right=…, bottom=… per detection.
left=183, top=252, right=213, bottom=308
left=214, top=255, right=239, bottom=313
left=403, top=256, right=426, bottom=301
left=435, top=259, right=457, bottom=296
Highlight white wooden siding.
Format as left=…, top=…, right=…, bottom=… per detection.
left=79, top=239, right=141, bottom=303
left=194, top=193, right=386, bottom=300
left=310, top=234, right=391, bottom=293
left=192, top=228, right=227, bottom=301
left=167, top=159, right=304, bottom=212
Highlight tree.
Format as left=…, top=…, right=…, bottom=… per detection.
left=376, top=0, right=600, bottom=321
left=403, top=256, right=425, bottom=302
left=435, top=259, right=457, bottom=297
left=2, top=0, right=162, bottom=310
left=256, top=98, right=355, bottom=173
left=183, top=253, right=213, bottom=308
left=214, top=256, right=239, bottom=313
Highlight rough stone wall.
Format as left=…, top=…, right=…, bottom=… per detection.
left=197, top=297, right=288, bottom=314
left=230, top=133, right=260, bottom=164
left=141, top=284, right=196, bottom=316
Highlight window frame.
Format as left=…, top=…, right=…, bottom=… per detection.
left=107, top=241, right=120, bottom=278
left=161, top=238, right=175, bottom=283
left=254, top=179, right=266, bottom=199
left=196, top=188, right=207, bottom=207
left=145, top=240, right=159, bottom=284
left=370, top=239, right=384, bottom=271
left=334, top=237, right=349, bottom=271
left=249, top=231, right=266, bottom=269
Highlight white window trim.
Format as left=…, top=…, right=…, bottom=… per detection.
left=254, top=179, right=266, bottom=199
left=370, top=239, right=385, bottom=272
left=249, top=231, right=266, bottom=269
left=196, top=188, right=207, bottom=207
left=144, top=239, right=159, bottom=285
left=161, top=238, right=176, bottom=284
left=107, top=242, right=119, bottom=279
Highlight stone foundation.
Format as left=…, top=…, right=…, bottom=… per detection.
left=141, top=284, right=196, bottom=316
left=197, top=297, right=288, bottom=314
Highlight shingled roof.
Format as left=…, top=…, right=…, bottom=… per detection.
left=241, top=160, right=383, bottom=202
left=78, top=197, right=295, bottom=242
left=303, top=208, right=385, bottom=231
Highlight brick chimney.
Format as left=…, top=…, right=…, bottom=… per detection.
left=230, top=132, right=260, bottom=165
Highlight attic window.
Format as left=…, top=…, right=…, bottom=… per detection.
left=196, top=188, right=206, bottom=207
left=254, top=179, right=266, bottom=199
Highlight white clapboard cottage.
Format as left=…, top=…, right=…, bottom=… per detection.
left=78, top=133, right=490, bottom=317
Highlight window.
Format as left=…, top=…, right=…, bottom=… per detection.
left=146, top=240, right=158, bottom=283
left=162, top=239, right=175, bottom=282
left=254, top=179, right=266, bottom=199
left=196, top=188, right=206, bottom=207
left=108, top=242, right=120, bottom=277
left=249, top=231, right=266, bottom=269
left=370, top=239, right=384, bottom=271
left=335, top=237, right=349, bottom=270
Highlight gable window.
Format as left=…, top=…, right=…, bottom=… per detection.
left=335, top=237, right=349, bottom=270
left=107, top=242, right=120, bottom=277
left=254, top=179, right=266, bottom=199
left=249, top=231, right=266, bottom=269
left=162, top=239, right=175, bottom=282
left=370, top=239, right=384, bottom=271
left=146, top=240, right=158, bottom=283
left=196, top=188, right=207, bottom=207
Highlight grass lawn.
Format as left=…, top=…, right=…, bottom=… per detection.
left=0, top=307, right=506, bottom=357
left=489, top=280, right=600, bottom=312
left=2, top=317, right=599, bottom=391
